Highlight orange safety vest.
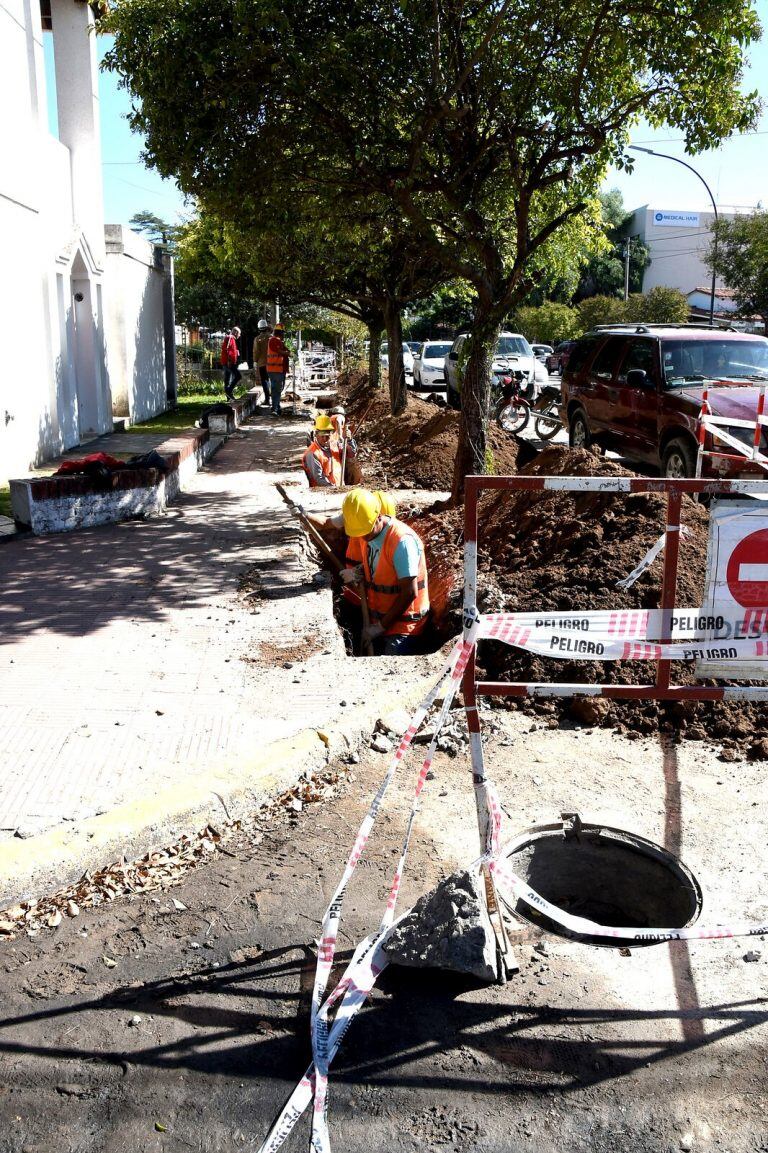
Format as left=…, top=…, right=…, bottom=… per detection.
left=267, top=335, right=287, bottom=374
left=302, top=441, right=343, bottom=487
left=360, top=518, right=430, bottom=636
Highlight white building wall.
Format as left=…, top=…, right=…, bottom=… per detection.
left=0, top=0, right=173, bottom=488
left=104, top=226, right=169, bottom=425
left=625, top=205, right=729, bottom=296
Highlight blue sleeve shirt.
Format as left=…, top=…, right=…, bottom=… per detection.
left=366, top=519, right=421, bottom=579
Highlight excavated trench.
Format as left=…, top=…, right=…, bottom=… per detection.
left=503, top=819, right=702, bottom=949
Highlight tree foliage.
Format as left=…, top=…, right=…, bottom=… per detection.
left=104, top=0, right=761, bottom=495
left=575, top=189, right=650, bottom=300
left=624, top=286, right=689, bottom=324
left=512, top=302, right=580, bottom=345
left=707, top=210, right=768, bottom=333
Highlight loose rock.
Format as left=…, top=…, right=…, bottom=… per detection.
left=383, top=868, right=498, bottom=982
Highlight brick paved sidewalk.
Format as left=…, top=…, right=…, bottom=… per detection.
left=0, top=411, right=440, bottom=900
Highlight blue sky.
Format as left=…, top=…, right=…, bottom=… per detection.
left=47, top=9, right=768, bottom=227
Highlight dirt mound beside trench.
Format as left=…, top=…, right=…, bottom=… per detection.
left=413, top=446, right=767, bottom=757
left=341, top=381, right=535, bottom=491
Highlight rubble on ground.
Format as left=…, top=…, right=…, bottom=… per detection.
left=383, top=867, right=498, bottom=981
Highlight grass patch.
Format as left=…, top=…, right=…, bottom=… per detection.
left=126, top=394, right=225, bottom=436
left=0, top=485, right=10, bottom=519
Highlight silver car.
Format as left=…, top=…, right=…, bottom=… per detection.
left=443, top=331, right=548, bottom=408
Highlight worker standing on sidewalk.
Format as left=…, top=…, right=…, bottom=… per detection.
left=221, top=327, right=242, bottom=400
left=253, top=319, right=272, bottom=406
left=302, top=415, right=358, bottom=487
left=266, top=322, right=290, bottom=416
left=341, top=488, right=430, bottom=656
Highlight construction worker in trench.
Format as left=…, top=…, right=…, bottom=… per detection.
left=340, top=488, right=430, bottom=656
left=302, top=414, right=357, bottom=487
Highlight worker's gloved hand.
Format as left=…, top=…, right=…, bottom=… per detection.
left=362, top=622, right=385, bottom=643
left=290, top=504, right=305, bottom=519
left=339, top=565, right=363, bottom=585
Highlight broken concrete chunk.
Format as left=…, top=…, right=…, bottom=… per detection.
left=383, top=868, right=498, bottom=982
left=376, top=708, right=413, bottom=737
left=743, top=949, right=761, bottom=963
left=370, top=734, right=393, bottom=754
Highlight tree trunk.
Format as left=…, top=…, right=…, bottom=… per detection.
left=450, top=317, right=500, bottom=503
left=367, top=321, right=384, bottom=388
left=383, top=297, right=408, bottom=415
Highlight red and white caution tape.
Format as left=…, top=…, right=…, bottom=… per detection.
left=260, top=623, right=479, bottom=1153
left=257, top=605, right=766, bottom=1152
left=615, top=527, right=691, bottom=590
left=489, top=857, right=768, bottom=943
left=478, top=612, right=768, bottom=662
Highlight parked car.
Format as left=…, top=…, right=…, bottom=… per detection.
left=443, top=332, right=548, bottom=409
left=405, top=341, right=422, bottom=357
left=412, top=340, right=453, bottom=390
left=380, top=341, right=414, bottom=379
left=560, top=324, right=768, bottom=478
left=545, top=340, right=578, bottom=374
left=531, top=343, right=554, bottom=362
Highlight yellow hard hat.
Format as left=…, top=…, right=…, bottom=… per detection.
left=314, top=414, right=334, bottom=433
left=374, top=490, right=396, bottom=517
left=343, top=489, right=380, bottom=538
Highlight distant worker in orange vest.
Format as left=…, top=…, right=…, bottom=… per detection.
left=340, top=488, right=430, bottom=655
left=302, top=415, right=358, bottom=487
left=221, top=327, right=241, bottom=400
left=252, top=319, right=272, bottom=406
left=266, top=322, right=290, bottom=417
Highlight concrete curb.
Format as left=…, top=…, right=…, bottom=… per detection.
left=0, top=659, right=444, bottom=906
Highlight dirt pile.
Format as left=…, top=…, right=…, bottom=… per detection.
left=412, top=446, right=766, bottom=756
left=341, top=380, right=535, bottom=491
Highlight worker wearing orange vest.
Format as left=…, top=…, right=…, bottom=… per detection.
left=266, top=322, right=290, bottom=416
left=302, top=415, right=358, bottom=487
left=342, top=491, right=395, bottom=607
left=340, top=488, right=429, bottom=655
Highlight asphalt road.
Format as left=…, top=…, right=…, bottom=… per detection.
left=1, top=705, right=764, bottom=1153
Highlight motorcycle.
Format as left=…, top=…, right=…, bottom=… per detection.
left=493, top=370, right=531, bottom=434
left=531, top=383, right=562, bottom=441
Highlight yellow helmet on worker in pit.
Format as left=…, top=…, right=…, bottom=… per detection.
left=314, top=415, right=334, bottom=433
left=373, top=490, right=396, bottom=517
left=342, top=488, right=380, bottom=538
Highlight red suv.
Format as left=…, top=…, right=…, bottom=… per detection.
left=560, top=325, right=768, bottom=478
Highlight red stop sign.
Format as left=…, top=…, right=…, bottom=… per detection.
left=726, top=528, right=768, bottom=608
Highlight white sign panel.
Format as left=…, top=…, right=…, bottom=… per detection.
left=653, top=210, right=701, bottom=228
left=696, top=499, right=768, bottom=680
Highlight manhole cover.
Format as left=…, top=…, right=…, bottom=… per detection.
left=502, top=819, right=702, bottom=948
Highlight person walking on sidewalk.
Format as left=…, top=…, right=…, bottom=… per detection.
left=221, top=327, right=242, bottom=400
left=253, top=319, right=272, bottom=406
left=340, top=488, right=430, bottom=656
left=266, top=322, right=290, bottom=416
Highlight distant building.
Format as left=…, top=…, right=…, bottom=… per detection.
left=0, top=0, right=176, bottom=485
left=621, top=205, right=742, bottom=298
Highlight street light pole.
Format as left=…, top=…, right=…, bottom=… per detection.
left=629, top=145, right=719, bottom=326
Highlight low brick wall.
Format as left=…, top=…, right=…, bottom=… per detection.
left=10, top=427, right=217, bottom=535
left=206, top=387, right=261, bottom=435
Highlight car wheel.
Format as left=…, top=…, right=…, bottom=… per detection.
left=446, top=382, right=461, bottom=410
left=663, top=437, right=696, bottom=479
left=569, top=409, right=590, bottom=449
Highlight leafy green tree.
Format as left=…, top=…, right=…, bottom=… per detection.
left=104, top=0, right=760, bottom=497
left=512, top=302, right=580, bottom=345
left=129, top=210, right=181, bottom=252
left=576, top=190, right=650, bottom=300
left=625, top=286, right=689, bottom=324
left=707, top=210, right=768, bottom=334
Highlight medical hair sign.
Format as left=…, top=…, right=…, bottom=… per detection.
left=697, top=499, right=768, bottom=680
left=653, top=210, right=701, bottom=227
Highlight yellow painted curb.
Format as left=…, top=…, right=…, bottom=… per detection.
left=0, top=659, right=443, bottom=905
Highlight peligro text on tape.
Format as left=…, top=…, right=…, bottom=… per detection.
left=479, top=612, right=768, bottom=662
left=488, top=608, right=768, bottom=641
left=489, top=858, right=768, bottom=943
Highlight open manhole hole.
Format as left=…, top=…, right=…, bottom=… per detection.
left=502, top=817, right=702, bottom=948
